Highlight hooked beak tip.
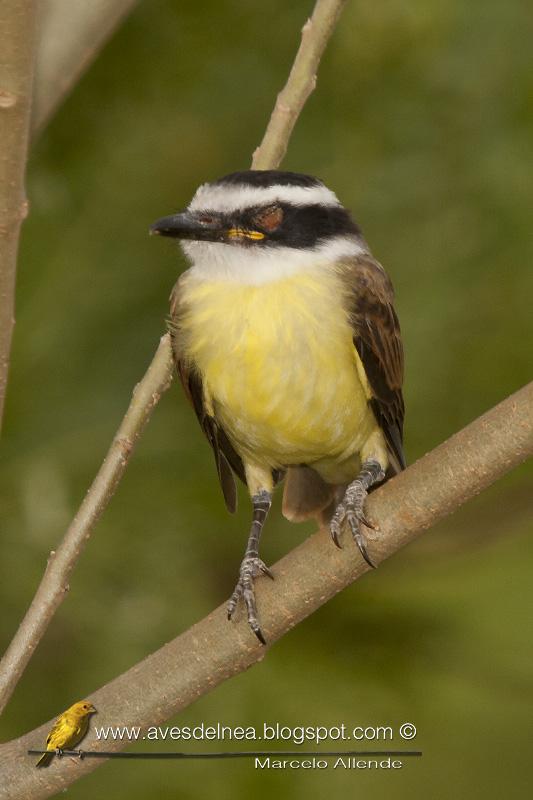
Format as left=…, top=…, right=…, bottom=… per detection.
left=150, top=212, right=195, bottom=239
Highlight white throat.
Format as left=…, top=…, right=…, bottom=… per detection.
left=181, top=236, right=367, bottom=286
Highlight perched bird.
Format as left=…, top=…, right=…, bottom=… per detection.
left=36, top=700, right=96, bottom=767
left=151, top=170, right=405, bottom=643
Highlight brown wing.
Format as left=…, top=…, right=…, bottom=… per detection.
left=168, top=280, right=246, bottom=513
left=342, top=254, right=406, bottom=472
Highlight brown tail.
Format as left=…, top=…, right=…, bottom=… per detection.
left=282, top=466, right=337, bottom=523
left=36, top=751, right=54, bottom=768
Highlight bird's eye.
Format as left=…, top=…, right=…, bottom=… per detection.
left=254, top=205, right=283, bottom=232
left=198, top=214, right=215, bottom=225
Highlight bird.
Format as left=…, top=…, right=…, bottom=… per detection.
left=151, top=170, right=405, bottom=644
left=36, top=700, right=96, bottom=767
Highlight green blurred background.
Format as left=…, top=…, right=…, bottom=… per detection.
left=1, top=0, right=532, bottom=797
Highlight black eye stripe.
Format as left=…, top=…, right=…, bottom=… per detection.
left=191, top=200, right=362, bottom=249
left=225, top=203, right=361, bottom=249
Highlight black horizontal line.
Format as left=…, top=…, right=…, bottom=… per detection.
left=28, top=749, right=422, bottom=760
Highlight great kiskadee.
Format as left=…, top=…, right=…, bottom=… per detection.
left=151, top=170, right=405, bottom=643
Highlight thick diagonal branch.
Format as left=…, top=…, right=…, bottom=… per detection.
left=0, top=382, right=531, bottom=800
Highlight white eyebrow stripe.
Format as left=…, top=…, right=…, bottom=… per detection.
left=188, top=183, right=341, bottom=213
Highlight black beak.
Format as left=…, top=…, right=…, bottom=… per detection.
left=150, top=210, right=225, bottom=241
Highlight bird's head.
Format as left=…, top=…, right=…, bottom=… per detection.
left=150, top=170, right=367, bottom=284
left=70, top=700, right=97, bottom=718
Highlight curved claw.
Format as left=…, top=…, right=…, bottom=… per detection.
left=353, top=531, right=377, bottom=568
left=330, top=508, right=346, bottom=549
left=252, top=625, right=266, bottom=645
left=359, top=513, right=376, bottom=531
left=227, top=556, right=272, bottom=644
left=227, top=584, right=242, bottom=620
left=330, top=524, right=343, bottom=549
left=260, top=563, right=275, bottom=580
left=346, top=514, right=376, bottom=568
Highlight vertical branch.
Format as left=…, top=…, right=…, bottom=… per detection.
left=0, top=1, right=37, bottom=432
left=252, top=0, right=347, bottom=170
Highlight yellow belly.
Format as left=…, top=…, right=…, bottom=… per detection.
left=178, top=269, right=378, bottom=474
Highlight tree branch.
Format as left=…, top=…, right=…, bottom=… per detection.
left=32, top=0, right=140, bottom=136
left=0, top=1, right=37, bottom=433
left=252, top=0, right=347, bottom=169
left=0, top=335, right=173, bottom=715
left=1, top=383, right=532, bottom=799
left=0, top=0, right=346, bottom=716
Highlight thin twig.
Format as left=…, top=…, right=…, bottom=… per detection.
left=0, top=0, right=346, bottom=716
left=0, top=335, right=173, bottom=714
left=32, top=0, right=140, bottom=136
left=0, top=2, right=37, bottom=433
left=1, top=383, right=532, bottom=799
left=252, top=0, right=347, bottom=169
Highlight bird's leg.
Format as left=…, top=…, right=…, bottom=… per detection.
left=227, top=490, right=273, bottom=644
left=55, top=748, right=64, bottom=758
left=330, top=459, right=385, bottom=567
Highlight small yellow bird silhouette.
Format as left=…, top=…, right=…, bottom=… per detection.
left=36, top=700, right=96, bottom=768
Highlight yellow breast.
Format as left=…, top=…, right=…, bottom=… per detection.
left=178, top=269, right=376, bottom=469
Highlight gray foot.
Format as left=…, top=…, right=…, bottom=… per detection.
left=227, top=556, right=274, bottom=644
left=330, top=462, right=385, bottom=567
